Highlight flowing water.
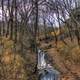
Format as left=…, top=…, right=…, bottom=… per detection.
left=37, top=49, right=60, bottom=80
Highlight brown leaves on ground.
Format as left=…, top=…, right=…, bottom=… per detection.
left=0, top=37, right=27, bottom=80
left=0, top=36, right=38, bottom=80
left=0, top=51, right=27, bottom=80
left=57, top=38, right=80, bottom=64
left=39, top=37, right=80, bottom=80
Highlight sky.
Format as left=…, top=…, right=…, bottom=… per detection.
left=0, top=8, right=2, bottom=21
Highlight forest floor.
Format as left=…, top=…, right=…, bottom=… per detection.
left=39, top=37, right=80, bottom=80
left=0, top=36, right=80, bottom=80
left=0, top=37, right=37, bottom=80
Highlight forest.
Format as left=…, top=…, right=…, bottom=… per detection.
left=0, top=0, right=80, bottom=80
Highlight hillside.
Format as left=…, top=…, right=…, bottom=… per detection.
left=39, top=37, right=80, bottom=80
left=0, top=37, right=37, bottom=80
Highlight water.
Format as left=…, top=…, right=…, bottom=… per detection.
left=38, top=67, right=60, bottom=80
left=37, top=49, right=60, bottom=80
left=37, top=49, right=47, bottom=69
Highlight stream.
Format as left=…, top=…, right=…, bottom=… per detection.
left=37, top=49, right=60, bottom=80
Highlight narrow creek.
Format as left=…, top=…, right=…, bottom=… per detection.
left=37, top=49, right=60, bottom=80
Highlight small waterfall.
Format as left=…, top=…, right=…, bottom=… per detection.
left=37, top=49, right=47, bottom=69
left=37, top=49, right=60, bottom=80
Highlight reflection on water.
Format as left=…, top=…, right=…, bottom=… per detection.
left=39, top=68, right=59, bottom=80
left=37, top=49, right=60, bottom=80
